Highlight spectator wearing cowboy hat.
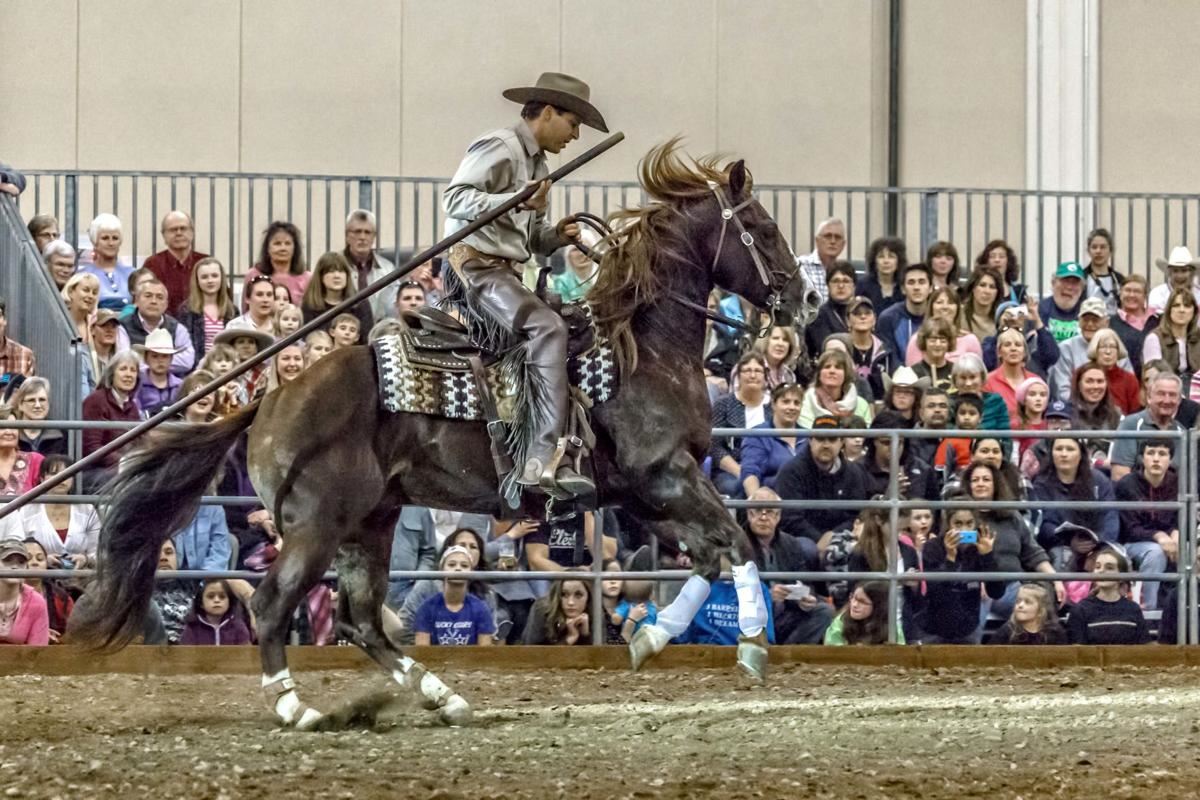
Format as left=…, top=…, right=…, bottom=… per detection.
left=881, top=365, right=930, bottom=427
left=1037, top=261, right=1087, bottom=344
left=115, top=277, right=195, bottom=376
left=1148, top=245, right=1200, bottom=315
left=1048, top=297, right=1132, bottom=402
left=134, top=329, right=184, bottom=417
left=213, top=326, right=274, bottom=405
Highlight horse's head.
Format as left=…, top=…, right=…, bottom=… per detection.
left=697, top=161, right=821, bottom=329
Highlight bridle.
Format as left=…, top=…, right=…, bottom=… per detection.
left=570, top=182, right=806, bottom=338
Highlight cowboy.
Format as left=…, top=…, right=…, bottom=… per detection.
left=1148, top=245, right=1200, bottom=314
left=441, top=73, right=608, bottom=499
left=134, top=328, right=184, bottom=416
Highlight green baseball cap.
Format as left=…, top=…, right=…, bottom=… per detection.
left=1055, top=261, right=1085, bottom=280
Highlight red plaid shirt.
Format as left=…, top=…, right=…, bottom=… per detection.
left=0, top=338, right=35, bottom=378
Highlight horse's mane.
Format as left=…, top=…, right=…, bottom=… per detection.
left=589, top=138, right=732, bottom=374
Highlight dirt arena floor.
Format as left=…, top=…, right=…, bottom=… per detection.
left=3, top=659, right=1200, bottom=799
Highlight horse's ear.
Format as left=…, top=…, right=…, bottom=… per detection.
left=728, top=160, right=747, bottom=198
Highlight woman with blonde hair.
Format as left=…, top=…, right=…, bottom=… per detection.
left=61, top=272, right=100, bottom=344
left=176, top=257, right=236, bottom=360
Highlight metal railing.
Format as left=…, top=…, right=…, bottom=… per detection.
left=3, top=419, right=1192, bottom=645
left=0, top=196, right=84, bottom=421
left=19, top=171, right=1200, bottom=294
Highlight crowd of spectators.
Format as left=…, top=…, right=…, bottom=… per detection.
left=0, top=191, right=1194, bottom=648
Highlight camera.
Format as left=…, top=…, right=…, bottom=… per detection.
left=957, top=529, right=978, bottom=545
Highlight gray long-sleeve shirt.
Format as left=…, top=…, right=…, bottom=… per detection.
left=441, top=122, right=565, bottom=262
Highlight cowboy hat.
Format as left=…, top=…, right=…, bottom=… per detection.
left=1156, top=245, right=1200, bottom=271
left=133, top=328, right=183, bottom=356
left=882, top=365, right=932, bottom=393
left=503, top=72, right=608, bottom=133
left=213, top=325, right=274, bottom=352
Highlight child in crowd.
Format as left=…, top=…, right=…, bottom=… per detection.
left=304, top=330, right=334, bottom=366
left=272, top=284, right=292, bottom=312
left=179, top=579, right=253, bottom=646
left=903, top=507, right=934, bottom=552
left=600, top=560, right=626, bottom=644
left=610, top=571, right=657, bottom=644
left=330, top=314, right=361, bottom=349
left=824, top=581, right=898, bottom=645
left=198, top=343, right=242, bottom=415
left=1049, top=522, right=1101, bottom=605
left=934, top=393, right=983, bottom=473
left=21, top=539, right=72, bottom=643
left=275, top=303, right=302, bottom=338
left=990, top=583, right=1066, bottom=644
left=1015, top=376, right=1049, bottom=459
left=1066, top=545, right=1150, bottom=644
left=413, top=546, right=495, bottom=646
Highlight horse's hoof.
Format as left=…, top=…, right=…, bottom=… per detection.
left=629, top=624, right=671, bottom=671
left=293, top=706, right=326, bottom=731
left=736, top=633, right=768, bottom=682
left=438, top=694, right=472, bottom=727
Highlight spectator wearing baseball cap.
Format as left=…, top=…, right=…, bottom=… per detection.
left=1037, top=261, right=1087, bottom=344
left=775, top=415, right=869, bottom=544
left=841, top=298, right=896, bottom=402
left=0, top=537, right=50, bottom=645
left=1048, top=296, right=1133, bottom=402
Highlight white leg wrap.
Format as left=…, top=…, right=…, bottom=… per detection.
left=274, top=690, right=302, bottom=725
left=732, top=562, right=769, bottom=639
left=391, top=655, right=471, bottom=724
left=262, top=668, right=291, bottom=688
left=655, top=575, right=711, bottom=638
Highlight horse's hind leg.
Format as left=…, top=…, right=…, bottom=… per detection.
left=252, top=528, right=341, bottom=730
left=335, top=520, right=472, bottom=726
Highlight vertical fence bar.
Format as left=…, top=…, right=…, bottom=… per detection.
left=208, top=179, right=216, bottom=258
left=1188, top=430, right=1197, bottom=645
left=358, top=178, right=373, bottom=213
left=64, top=175, right=77, bottom=253
left=227, top=178, right=235, bottom=274
left=305, top=180, right=313, bottom=264
left=286, top=179, right=294, bottom=227
left=131, top=176, right=139, bottom=265
left=920, top=191, right=939, bottom=258
left=886, top=430, right=900, bottom=644
left=591, top=510, right=603, bottom=646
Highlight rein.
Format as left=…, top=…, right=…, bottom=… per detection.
left=570, top=212, right=769, bottom=338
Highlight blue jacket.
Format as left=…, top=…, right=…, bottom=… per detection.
left=739, top=420, right=798, bottom=490
left=172, top=505, right=232, bottom=572
left=875, top=303, right=924, bottom=358
left=673, top=580, right=776, bottom=645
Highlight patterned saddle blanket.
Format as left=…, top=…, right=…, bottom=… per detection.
left=372, top=305, right=618, bottom=423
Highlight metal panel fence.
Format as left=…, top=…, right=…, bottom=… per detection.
left=0, top=196, right=85, bottom=422
left=5, top=420, right=1192, bottom=645
left=19, top=171, right=1200, bottom=295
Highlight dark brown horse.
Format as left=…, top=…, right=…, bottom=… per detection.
left=69, top=141, right=812, bottom=728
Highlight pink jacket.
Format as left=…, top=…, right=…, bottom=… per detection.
left=0, top=584, right=49, bottom=645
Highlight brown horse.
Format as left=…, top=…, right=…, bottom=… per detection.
left=69, top=141, right=813, bottom=729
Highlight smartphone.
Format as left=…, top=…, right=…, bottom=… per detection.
left=785, top=583, right=811, bottom=601
left=958, top=529, right=978, bottom=545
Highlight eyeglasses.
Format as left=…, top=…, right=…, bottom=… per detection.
left=747, top=509, right=781, bottom=518
left=740, top=367, right=765, bottom=375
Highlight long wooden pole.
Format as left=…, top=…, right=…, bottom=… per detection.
left=0, top=132, right=625, bottom=519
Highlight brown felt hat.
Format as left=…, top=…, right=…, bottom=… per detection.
left=503, top=72, right=608, bottom=133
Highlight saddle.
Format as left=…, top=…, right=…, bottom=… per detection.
left=376, top=301, right=615, bottom=509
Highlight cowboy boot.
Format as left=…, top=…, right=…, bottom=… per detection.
left=459, top=262, right=594, bottom=499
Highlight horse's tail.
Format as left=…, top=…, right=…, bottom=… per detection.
left=68, top=402, right=260, bottom=651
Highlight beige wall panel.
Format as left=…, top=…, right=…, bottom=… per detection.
left=399, top=0, right=560, bottom=179
left=241, top=0, right=402, bottom=175
left=899, top=0, right=1026, bottom=189
left=561, top=0, right=718, bottom=183
left=0, top=0, right=78, bottom=168
left=1099, top=1, right=1200, bottom=195
left=717, top=0, right=880, bottom=186
left=76, top=0, right=239, bottom=171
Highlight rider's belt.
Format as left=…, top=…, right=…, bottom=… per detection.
left=448, top=243, right=519, bottom=275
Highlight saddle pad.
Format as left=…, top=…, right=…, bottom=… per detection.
left=373, top=334, right=619, bottom=421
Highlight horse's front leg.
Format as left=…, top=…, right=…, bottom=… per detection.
left=623, top=450, right=768, bottom=677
